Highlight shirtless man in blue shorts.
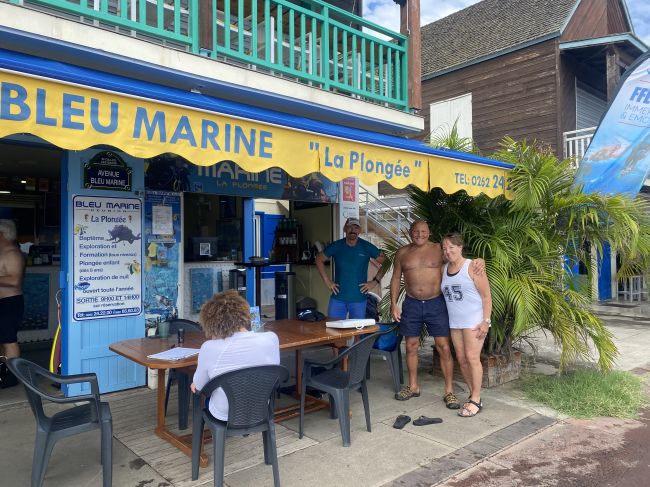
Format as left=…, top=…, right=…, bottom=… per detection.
left=0, top=220, right=25, bottom=369
left=390, top=220, right=483, bottom=406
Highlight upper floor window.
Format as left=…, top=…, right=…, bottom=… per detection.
left=429, top=93, right=473, bottom=140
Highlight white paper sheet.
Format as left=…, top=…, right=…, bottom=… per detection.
left=147, top=347, right=200, bottom=361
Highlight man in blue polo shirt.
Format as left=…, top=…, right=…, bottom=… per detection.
left=316, top=217, right=386, bottom=319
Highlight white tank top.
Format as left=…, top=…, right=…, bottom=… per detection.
left=442, top=259, right=484, bottom=329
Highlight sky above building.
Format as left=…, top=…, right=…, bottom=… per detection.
left=364, top=0, right=650, bottom=46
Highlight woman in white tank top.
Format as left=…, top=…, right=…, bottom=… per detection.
left=441, top=232, right=492, bottom=418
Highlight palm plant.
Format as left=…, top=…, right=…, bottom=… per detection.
left=382, top=135, right=650, bottom=372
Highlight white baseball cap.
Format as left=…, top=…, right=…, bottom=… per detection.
left=345, top=217, right=361, bottom=228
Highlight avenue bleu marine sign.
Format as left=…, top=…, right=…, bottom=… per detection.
left=84, top=150, right=133, bottom=191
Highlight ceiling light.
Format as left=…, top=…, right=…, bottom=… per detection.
left=0, top=190, right=10, bottom=194
left=21, top=179, right=27, bottom=184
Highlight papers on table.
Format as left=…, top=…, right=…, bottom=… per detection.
left=147, top=347, right=200, bottom=361
left=325, top=319, right=375, bottom=329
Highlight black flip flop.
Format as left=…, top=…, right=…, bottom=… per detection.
left=412, top=416, right=443, bottom=426
left=393, top=415, right=411, bottom=429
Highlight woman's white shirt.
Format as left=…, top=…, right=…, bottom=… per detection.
left=192, top=330, right=280, bottom=420
left=441, top=259, right=484, bottom=329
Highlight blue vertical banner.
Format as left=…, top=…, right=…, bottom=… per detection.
left=143, top=191, right=182, bottom=322
left=575, top=53, right=650, bottom=196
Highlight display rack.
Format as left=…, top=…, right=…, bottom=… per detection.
left=272, top=221, right=302, bottom=263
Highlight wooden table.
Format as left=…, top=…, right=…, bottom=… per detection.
left=109, top=319, right=377, bottom=466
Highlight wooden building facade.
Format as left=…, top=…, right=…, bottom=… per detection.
left=411, top=0, right=646, bottom=174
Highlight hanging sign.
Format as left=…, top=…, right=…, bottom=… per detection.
left=72, top=195, right=142, bottom=320
left=83, top=151, right=133, bottom=191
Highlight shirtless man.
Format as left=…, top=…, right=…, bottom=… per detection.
left=391, top=220, right=482, bottom=407
left=0, top=220, right=25, bottom=362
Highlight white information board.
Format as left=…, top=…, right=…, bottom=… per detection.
left=73, top=195, right=143, bottom=320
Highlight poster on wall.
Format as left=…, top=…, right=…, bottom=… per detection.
left=72, top=195, right=143, bottom=320
left=143, top=191, right=182, bottom=322
left=21, top=273, right=50, bottom=330
left=338, top=177, right=359, bottom=238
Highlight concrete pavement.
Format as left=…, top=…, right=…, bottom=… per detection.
left=0, top=301, right=647, bottom=487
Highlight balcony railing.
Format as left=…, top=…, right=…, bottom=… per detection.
left=563, top=127, right=596, bottom=168
left=7, top=0, right=409, bottom=110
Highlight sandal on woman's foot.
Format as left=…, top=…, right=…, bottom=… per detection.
left=443, top=392, right=461, bottom=409
left=395, top=386, right=420, bottom=401
left=412, top=416, right=443, bottom=426
left=458, top=399, right=483, bottom=417
left=393, top=415, right=411, bottom=429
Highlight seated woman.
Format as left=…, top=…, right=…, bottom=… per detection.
left=191, top=290, right=280, bottom=420
left=441, top=232, right=492, bottom=418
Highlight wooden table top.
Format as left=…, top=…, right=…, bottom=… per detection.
left=109, top=319, right=378, bottom=369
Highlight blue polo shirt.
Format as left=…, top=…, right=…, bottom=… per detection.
left=324, top=238, right=381, bottom=303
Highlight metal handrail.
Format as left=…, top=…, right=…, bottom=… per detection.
left=12, top=0, right=409, bottom=110
left=358, top=184, right=413, bottom=244
left=20, top=0, right=199, bottom=51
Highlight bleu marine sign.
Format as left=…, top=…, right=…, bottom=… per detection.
left=84, top=151, right=133, bottom=191
left=72, top=195, right=142, bottom=320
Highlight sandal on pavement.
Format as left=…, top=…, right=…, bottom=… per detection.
left=393, top=415, right=411, bottom=429
left=412, top=416, right=443, bottom=426
left=395, top=386, right=421, bottom=401
left=458, top=399, right=483, bottom=417
left=443, top=392, right=461, bottom=409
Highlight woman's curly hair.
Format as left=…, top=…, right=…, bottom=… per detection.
left=200, top=290, right=251, bottom=339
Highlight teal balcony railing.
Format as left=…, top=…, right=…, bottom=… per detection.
left=7, top=0, right=408, bottom=110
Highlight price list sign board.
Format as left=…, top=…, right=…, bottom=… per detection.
left=73, top=195, right=143, bottom=320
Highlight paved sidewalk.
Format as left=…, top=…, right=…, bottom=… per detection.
left=1, top=301, right=647, bottom=486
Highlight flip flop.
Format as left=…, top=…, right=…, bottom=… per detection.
left=412, top=416, right=443, bottom=426
left=393, top=415, right=411, bottom=429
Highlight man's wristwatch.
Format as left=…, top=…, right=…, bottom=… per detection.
left=484, top=318, right=492, bottom=327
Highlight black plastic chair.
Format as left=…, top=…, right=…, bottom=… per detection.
left=367, top=324, right=404, bottom=393
left=7, top=358, right=112, bottom=487
left=163, top=318, right=202, bottom=430
left=299, top=330, right=382, bottom=447
left=191, top=364, right=290, bottom=486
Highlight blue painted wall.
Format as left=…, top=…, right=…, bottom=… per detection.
left=62, top=149, right=146, bottom=395
left=598, top=242, right=612, bottom=301
left=260, top=213, right=284, bottom=279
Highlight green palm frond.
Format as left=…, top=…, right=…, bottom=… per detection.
left=429, top=120, right=480, bottom=154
